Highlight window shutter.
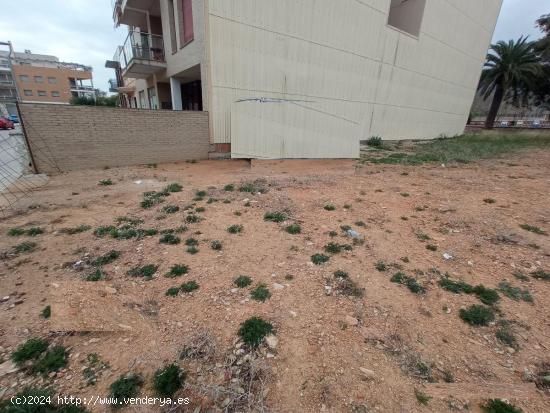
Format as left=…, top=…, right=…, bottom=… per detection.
left=181, top=0, right=194, bottom=45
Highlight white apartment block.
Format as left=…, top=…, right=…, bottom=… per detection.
left=107, top=0, right=503, bottom=158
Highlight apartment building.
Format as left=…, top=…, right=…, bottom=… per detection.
left=0, top=42, right=18, bottom=116
left=107, top=0, right=503, bottom=159
left=11, top=50, right=95, bottom=105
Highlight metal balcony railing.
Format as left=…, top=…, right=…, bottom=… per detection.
left=108, top=79, right=119, bottom=92
left=116, top=30, right=165, bottom=72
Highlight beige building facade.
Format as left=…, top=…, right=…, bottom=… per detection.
left=109, top=0, right=503, bottom=158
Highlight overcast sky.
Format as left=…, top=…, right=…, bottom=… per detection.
left=0, top=0, right=547, bottom=94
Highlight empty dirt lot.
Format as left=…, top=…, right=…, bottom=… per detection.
left=0, top=149, right=549, bottom=412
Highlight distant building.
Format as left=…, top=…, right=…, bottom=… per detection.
left=107, top=0, right=503, bottom=159
left=0, top=41, right=18, bottom=116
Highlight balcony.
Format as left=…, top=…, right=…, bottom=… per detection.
left=0, top=79, right=15, bottom=88
left=115, top=31, right=166, bottom=79
left=108, top=79, right=119, bottom=93
left=112, top=0, right=160, bottom=27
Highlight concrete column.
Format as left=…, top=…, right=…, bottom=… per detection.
left=170, top=77, right=183, bottom=110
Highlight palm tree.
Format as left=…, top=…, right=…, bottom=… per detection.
left=479, top=37, right=541, bottom=129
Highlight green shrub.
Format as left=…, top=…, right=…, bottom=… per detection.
left=438, top=277, right=474, bottom=294
left=195, top=190, right=207, bottom=198
left=166, top=264, right=188, bottom=278
left=94, top=225, right=116, bottom=237
left=26, top=227, right=44, bottom=236
left=153, top=364, right=185, bottom=397
left=195, top=206, right=206, bottom=212
left=334, top=270, right=349, bottom=279
left=286, top=224, right=301, bottom=234
left=180, top=281, right=199, bottom=293
left=163, top=205, right=180, bottom=214
left=12, top=338, right=49, bottom=365
left=14, top=242, right=37, bottom=253
left=238, top=317, right=274, bottom=347
left=426, top=244, right=438, bottom=251
left=211, top=240, right=222, bottom=250
left=7, top=227, right=25, bottom=236
left=496, top=323, right=518, bottom=348
left=324, top=204, right=336, bottom=211
left=234, top=275, right=253, bottom=288
left=41, top=305, right=51, bottom=319
left=164, top=183, right=183, bottom=193
left=109, top=374, right=143, bottom=407
left=185, top=214, right=201, bottom=223
left=324, top=242, right=342, bottom=254
left=391, top=272, right=426, bottom=294
left=185, top=237, right=199, bottom=246
left=264, top=212, right=287, bottom=223
left=251, top=284, right=271, bottom=302
left=498, top=281, right=533, bottom=302
left=366, top=136, right=382, bottom=148
left=337, top=278, right=364, bottom=297
left=99, top=179, right=113, bottom=186
left=33, top=346, right=68, bottom=375
left=224, top=184, right=235, bottom=191
left=127, top=264, right=158, bottom=279
left=91, top=250, right=120, bottom=266
left=531, top=269, right=550, bottom=280
left=85, top=269, right=106, bottom=282
left=186, top=246, right=199, bottom=254
left=414, top=389, right=431, bottom=405
left=160, top=234, right=181, bottom=245
left=375, top=261, right=388, bottom=272
left=165, top=287, right=180, bottom=297
left=472, top=285, right=500, bottom=305
left=311, top=253, right=330, bottom=265
left=481, top=399, right=522, bottom=413
left=519, top=224, right=547, bottom=235
left=227, top=224, right=243, bottom=234
left=483, top=198, right=496, bottom=204
left=459, top=305, right=495, bottom=326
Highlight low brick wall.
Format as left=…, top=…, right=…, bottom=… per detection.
left=19, top=103, right=209, bottom=174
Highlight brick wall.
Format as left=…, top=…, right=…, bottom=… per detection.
left=18, top=103, right=209, bottom=174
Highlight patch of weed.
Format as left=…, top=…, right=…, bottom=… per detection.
left=33, top=346, right=68, bottom=375
left=166, top=264, right=188, bottom=278
left=12, top=338, right=49, bottom=365
left=531, top=269, right=550, bottom=280
left=311, top=253, right=330, bottom=265
left=180, top=281, right=199, bottom=293
left=195, top=206, right=206, bottom=213
left=324, top=204, right=336, bottom=211
left=211, top=240, right=222, bottom=250
left=234, top=275, right=253, bottom=288
left=355, top=221, right=366, bottom=227
left=324, top=242, right=352, bottom=254
left=334, top=270, right=349, bottom=279
left=337, top=278, right=364, bottom=297
left=328, top=231, right=338, bottom=237
left=264, top=212, right=287, bottom=223
left=481, top=399, right=522, bottom=413
left=41, top=305, right=51, bottom=319
left=94, top=225, right=116, bottom=237
left=414, top=389, right=431, bottom=405
left=160, top=234, right=181, bottom=245
left=473, top=285, right=500, bottom=305
left=238, top=317, right=274, bottom=347
left=163, top=205, right=180, bottom=214
left=60, top=225, right=91, bottom=235
left=25, top=227, right=44, bottom=236
left=366, top=136, right=383, bottom=147
left=391, top=272, right=425, bottom=294
left=251, top=284, right=271, bottom=302
left=224, top=184, right=235, bottom=191
left=127, top=264, right=158, bottom=279
left=185, top=214, right=201, bottom=223
left=164, top=183, right=182, bottom=193
left=286, top=224, right=301, bottom=234
left=153, top=364, right=185, bottom=397
left=91, top=250, right=120, bottom=266
left=459, top=305, right=495, bottom=326
left=165, top=287, right=180, bottom=297
left=185, top=237, right=199, bottom=246
left=85, top=269, right=106, bottom=282
left=375, top=261, right=388, bottom=272
left=14, top=242, right=37, bottom=253
left=109, top=374, right=143, bottom=407
left=484, top=198, right=496, bottom=204
left=196, top=190, right=207, bottom=198
left=186, top=246, right=199, bottom=254
left=513, top=271, right=529, bottom=281
left=7, top=228, right=26, bottom=236
left=498, top=281, right=533, bottom=302
left=227, top=224, right=243, bottom=234
left=496, top=321, right=518, bottom=349
left=519, top=224, right=547, bottom=235
left=99, top=179, right=113, bottom=186
left=426, top=244, right=438, bottom=251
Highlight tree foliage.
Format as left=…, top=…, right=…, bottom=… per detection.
left=70, top=95, right=118, bottom=107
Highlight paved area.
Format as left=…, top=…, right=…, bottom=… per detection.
left=0, top=126, right=28, bottom=192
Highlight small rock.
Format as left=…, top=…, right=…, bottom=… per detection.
left=443, top=253, right=453, bottom=260
left=105, top=287, right=117, bottom=294
left=359, top=367, right=375, bottom=380
left=289, top=310, right=297, bottom=318
left=344, top=315, right=359, bottom=326
left=0, top=296, right=9, bottom=303
left=0, top=360, right=19, bottom=377
left=273, top=283, right=284, bottom=291
left=14, top=299, right=24, bottom=305
left=265, top=335, right=278, bottom=349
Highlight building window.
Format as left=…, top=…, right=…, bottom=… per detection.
left=387, top=0, right=426, bottom=37
left=147, top=86, right=158, bottom=109
left=51, top=91, right=60, bottom=97
left=178, top=0, right=194, bottom=47
left=19, top=75, right=29, bottom=82
left=34, top=76, right=44, bottom=83
left=48, top=77, right=57, bottom=84
left=168, top=0, right=178, bottom=53
left=37, top=90, right=47, bottom=96
left=23, top=89, right=33, bottom=96
left=139, top=90, right=147, bottom=109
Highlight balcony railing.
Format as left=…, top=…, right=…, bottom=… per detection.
left=115, top=30, right=165, bottom=73
left=108, top=79, right=119, bottom=93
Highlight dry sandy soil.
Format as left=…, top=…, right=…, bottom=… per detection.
left=0, top=152, right=549, bottom=412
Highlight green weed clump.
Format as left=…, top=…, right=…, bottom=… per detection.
left=14, top=242, right=37, bottom=253
left=324, top=204, right=336, bottom=211
left=165, top=287, right=181, bottom=297
left=109, top=374, right=143, bottom=407
left=153, top=364, right=185, bottom=397
left=498, top=281, right=533, bottom=302
left=99, top=179, right=113, bottom=186
left=141, top=190, right=168, bottom=209
left=324, top=242, right=353, bottom=254
left=164, top=183, right=183, bottom=193
left=127, top=264, right=158, bottom=279
left=163, top=205, right=180, bottom=214
left=438, top=277, right=499, bottom=305
left=531, top=269, right=549, bottom=280
left=41, top=305, right=51, bottom=319
left=251, top=284, right=271, bottom=302
left=166, top=264, right=189, bottom=278
left=211, top=240, right=222, bottom=250
left=375, top=261, right=388, bottom=272
left=12, top=338, right=49, bottom=365
left=366, top=136, right=383, bottom=148
left=519, top=224, right=547, bottom=235
left=264, top=212, right=287, bottom=223
left=311, top=253, right=330, bottom=265
left=459, top=305, right=495, bottom=326
left=234, top=275, right=253, bottom=288
left=160, top=234, right=181, bottom=245
left=180, top=281, right=199, bottom=293
left=224, top=184, right=235, bottom=191
left=334, top=270, right=349, bottom=279
left=227, top=224, right=243, bottom=234
left=285, top=224, right=301, bottom=234
left=391, top=272, right=426, bottom=294
left=33, top=346, right=68, bottom=375
left=481, top=399, right=523, bottom=413
left=60, top=225, right=91, bottom=235
left=238, top=317, right=274, bottom=347
left=91, top=250, right=120, bottom=266
left=86, top=269, right=106, bottom=282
